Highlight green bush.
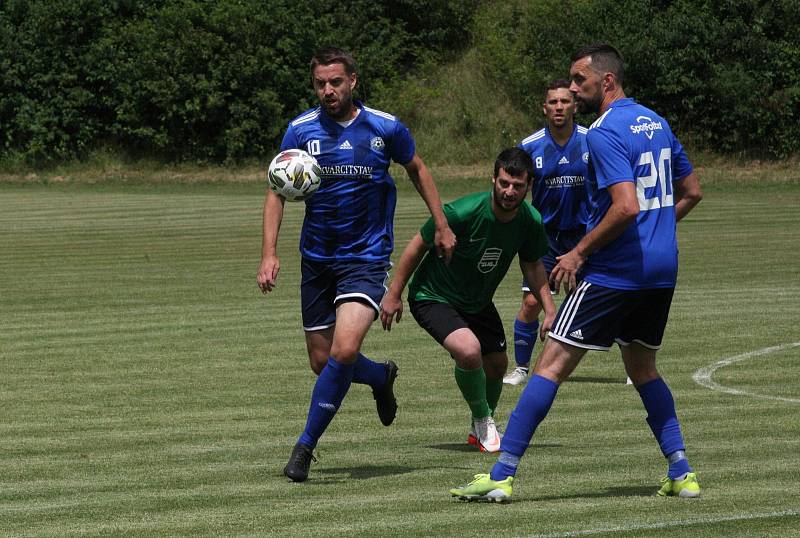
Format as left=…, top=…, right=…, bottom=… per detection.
left=2, top=0, right=796, bottom=166
left=473, top=0, right=800, bottom=158
left=0, top=0, right=480, bottom=165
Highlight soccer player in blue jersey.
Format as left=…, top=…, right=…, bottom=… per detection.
left=504, top=80, right=589, bottom=386
left=257, top=47, right=456, bottom=482
left=451, top=44, right=703, bottom=502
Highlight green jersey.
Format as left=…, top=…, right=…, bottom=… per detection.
left=409, top=191, right=548, bottom=313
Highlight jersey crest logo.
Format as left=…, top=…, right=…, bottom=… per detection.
left=370, top=137, right=385, bottom=151
left=582, top=151, right=589, bottom=163
left=558, top=156, right=569, bottom=165
left=477, top=248, right=502, bottom=273
left=631, top=116, right=664, bottom=140
left=339, top=140, right=353, bottom=150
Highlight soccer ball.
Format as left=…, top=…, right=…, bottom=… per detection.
left=267, top=149, right=322, bottom=202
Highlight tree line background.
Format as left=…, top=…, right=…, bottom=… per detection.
left=1, top=0, right=797, bottom=167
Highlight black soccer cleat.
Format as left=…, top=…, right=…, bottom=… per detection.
left=283, top=443, right=315, bottom=482
left=373, top=360, right=398, bottom=426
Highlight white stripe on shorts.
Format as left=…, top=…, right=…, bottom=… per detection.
left=335, top=292, right=380, bottom=313
left=553, top=280, right=591, bottom=337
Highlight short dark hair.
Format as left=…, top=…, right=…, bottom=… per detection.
left=571, top=44, right=624, bottom=85
left=544, top=78, right=572, bottom=101
left=310, top=47, right=358, bottom=78
left=494, top=147, right=534, bottom=182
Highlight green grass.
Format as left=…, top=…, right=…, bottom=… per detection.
left=1, top=178, right=799, bottom=537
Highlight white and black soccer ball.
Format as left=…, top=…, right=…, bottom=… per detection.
left=267, top=149, right=322, bottom=202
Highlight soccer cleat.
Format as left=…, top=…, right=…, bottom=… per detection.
left=450, top=473, right=513, bottom=502
left=503, top=366, right=529, bottom=385
left=283, top=443, right=316, bottom=483
left=467, top=420, right=503, bottom=448
left=373, top=361, right=398, bottom=426
left=471, top=416, right=501, bottom=452
left=657, top=472, right=700, bottom=498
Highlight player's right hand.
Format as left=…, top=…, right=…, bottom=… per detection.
left=551, top=249, right=585, bottom=294
left=257, top=255, right=280, bottom=294
left=379, top=294, right=403, bottom=331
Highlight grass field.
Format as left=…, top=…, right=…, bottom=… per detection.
left=1, top=177, right=799, bottom=537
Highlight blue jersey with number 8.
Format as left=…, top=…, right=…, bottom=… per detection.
left=583, top=98, right=693, bottom=290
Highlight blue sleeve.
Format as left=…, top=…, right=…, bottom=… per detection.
left=670, top=134, right=694, bottom=181
left=388, top=120, right=416, bottom=165
left=279, top=125, right=298, bottom=151
left=587, top=127, right=633, bottom=188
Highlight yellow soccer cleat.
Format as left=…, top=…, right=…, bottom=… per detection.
left=450, top=473, right=513, bottom=503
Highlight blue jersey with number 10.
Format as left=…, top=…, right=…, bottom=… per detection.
left=583, top=98, right=693, bottom=290
left=281, top=100, right=416, bottom=262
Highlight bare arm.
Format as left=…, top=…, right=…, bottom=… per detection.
left=402, top=154, right=456, bottom=263
left=520, top=259, right=557, bottom=340
left=256, top=189, right=286, bottom=294
left=673, top=171, right=703, bottom=222
left=380, top=233, right=429, bottom=330
left=551, top=181, right=639, bottom=293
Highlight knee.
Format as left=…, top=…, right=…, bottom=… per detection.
left=308, top=351, right=328, bottom=375
left=451, top=347, right=482, bottom=370
left=329, top=342, right=359, bottom=364
left=519, top=294, right=542, bottom=320
left=625, top=364, right=660, bottom=386
left=532, top=341, right=581, bottom=383
left=483, top=353, right=508, bottom=379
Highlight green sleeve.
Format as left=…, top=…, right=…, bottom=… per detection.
left=419, top=202, right=461, bottom=245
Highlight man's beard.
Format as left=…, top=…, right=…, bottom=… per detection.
left=493, top=188, right=523, bottom=212
left=323, top=94, right=352, bottom=121
left=576, top=93, right=601, bottom=114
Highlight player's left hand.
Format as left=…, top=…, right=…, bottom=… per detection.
left=433, top=225, right=457, bottom=264
left=551, top=250, right=585, bottom=294
left=379, top=294, right=403, bottom=331
left=540, top=309, right=556, bottom=340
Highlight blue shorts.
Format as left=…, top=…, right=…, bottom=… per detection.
left=522, top=228, right=585, bottom=292
left=547, top=281, right=674, bottom=350
left=300, top=258, right=390, bottom=332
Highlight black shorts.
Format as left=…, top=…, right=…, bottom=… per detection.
left=409, top=299, right=507, bottom=355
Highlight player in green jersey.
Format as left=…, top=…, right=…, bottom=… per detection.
left=380, top=148, right=557, bottom=452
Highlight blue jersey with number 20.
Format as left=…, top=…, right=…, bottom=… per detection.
left=583, top=98, right=693, bottom=290
left=281, top=100, right=416, bottom=262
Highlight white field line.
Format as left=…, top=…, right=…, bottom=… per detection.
left=517, top=508, right=800, bottom=538
left=692, top=342, right=800, bottom=403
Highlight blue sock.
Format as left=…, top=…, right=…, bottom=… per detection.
left=513, top=318, right=538, bottom=368
left=351, top=353, right=387, bottom=388
left=636, top=377, right=691, bottom=479
left=490, top=374, right=559, bottom=480
left=298, top=357, right=354, bottom=449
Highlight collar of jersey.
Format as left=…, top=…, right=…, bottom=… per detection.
left=545, top=124, right=578, bottom=151
left=320, top=100, right=365, bottom=130
left=609, top=97, right=636, bottom=109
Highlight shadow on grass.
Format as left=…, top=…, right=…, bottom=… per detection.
left=426, top=443, right=562, bottom=452
left=567, top=375, right=628, bottom=384
left=527, top=484, right=655, bottom=502
left=313, top=465, right=418, bottom=480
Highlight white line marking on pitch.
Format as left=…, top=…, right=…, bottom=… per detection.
left=693, top=342, right=800, bottom=403
left=518, top=509, right=800, bottom=538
